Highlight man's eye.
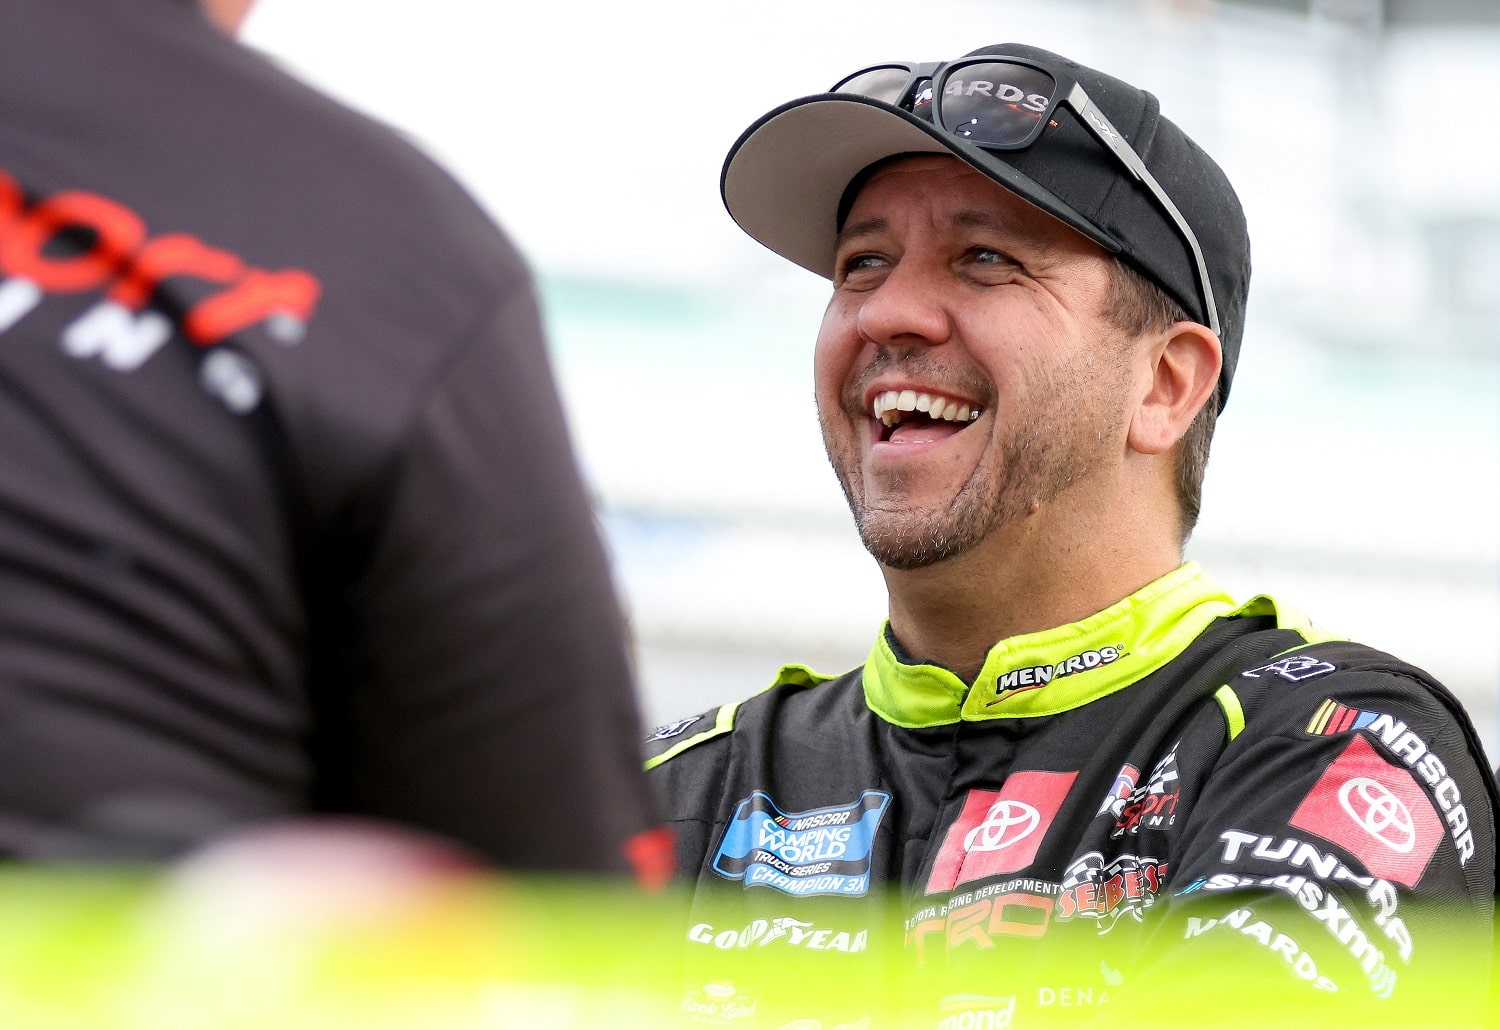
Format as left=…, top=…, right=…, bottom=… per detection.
left=972, top=247, right=1014, bottom=266
left=836, top=253, right=888, bottom=283
left=841, top=253, right=885, bottom=273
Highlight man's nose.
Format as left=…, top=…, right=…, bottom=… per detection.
left=853, top=260, right=952, bottom=349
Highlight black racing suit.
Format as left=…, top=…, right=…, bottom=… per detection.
left=647, top=563, right=1497, bottom=1025
left=0, top=0, right=665, bottom=874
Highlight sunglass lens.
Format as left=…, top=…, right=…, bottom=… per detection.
left=832, top=65, right=915, bottom=105
left=938, top=63, right=1057, bottom=148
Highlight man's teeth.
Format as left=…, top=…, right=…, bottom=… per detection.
left=872, top=389, right=979, bottom=428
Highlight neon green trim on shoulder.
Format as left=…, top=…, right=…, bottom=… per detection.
left=864, top=562, right=1238, bottom=728
left=771, top=664, right=837, bottom=690
left=1229, top=594, right=1345, bottom=646
left=643, top=702, right=739, bottom=772
left=1213, top=685, right=1246, bottom=742
left=642, top=664, right=837, bottom=771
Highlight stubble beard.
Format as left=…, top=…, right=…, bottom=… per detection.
left=822, top=351, right=1129, bottom=571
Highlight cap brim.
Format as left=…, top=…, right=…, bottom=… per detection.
left=720, top=94, right=1119, bottom=280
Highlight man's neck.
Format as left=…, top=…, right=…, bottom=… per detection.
left=881, top=512, right=1183, bottom=684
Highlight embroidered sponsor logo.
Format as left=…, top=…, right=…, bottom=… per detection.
left=1095, top=764, right=1140, bottom=820
left=1174, top=871, right=1404, bottom=995
left=1037, top=983, right=1112, bottom=1009
left=908, top=880, right=1061, bottom=958
left=1243, top=654, right=1337, bottom=683
left=1215, top=829, right=1413, bottom=962
left=926, top=771, right=1077, bottom=893
left=644, top=716, right=699, bottom=743
left=1289, top=735, right=1442, bottom=888
left=1343, top=778, right=1417, bottom=850
left=1307, top=699, right=1381, bottom=736
left=1184, top=908, right=1340, bottom=992
left=1055, top=851, right=1167, bottom=932
left=1374, top=716, right=1476, bottom=866
left=937, top=994, right=1018, bottom=1029
left=1112, top=742, right=1180, bottom=838
left=1219, top=830, right=1382, bottom=888
left=967, top=802, right=1038, bottom=853
left=688, top=917, right=868, bottom=953
left=990, top=646, right=1123, bottom=700
left=681, top=981, right=757, bottom=1023
left=712, top=790, right=889, bottom=897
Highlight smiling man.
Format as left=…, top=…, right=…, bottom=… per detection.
left=645, top=43, right=1496, bottom=1026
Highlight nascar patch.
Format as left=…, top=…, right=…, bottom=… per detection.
left=712, top=790, right=890, bottom=897
left=1307, top=698, right=1380, bottom=736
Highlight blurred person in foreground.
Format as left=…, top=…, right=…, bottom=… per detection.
left=0, top=0, right=669, bottom=880
left=645, top=42, right=1497, bottom=1024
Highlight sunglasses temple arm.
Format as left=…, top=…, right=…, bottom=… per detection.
left=1066, top=85, right=1221, bottom=338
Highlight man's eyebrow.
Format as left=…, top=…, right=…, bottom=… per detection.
left=960, top=209, right=1068, bottom=262
left=836, top=210, right=1059, bottom=254
left=835, top=216, right=888, bottom=248
left=953, top=210, right=1050, bottom=250
left=954, top=210, right=1011, bottom=233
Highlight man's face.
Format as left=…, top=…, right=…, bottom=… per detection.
left=814, top=155, right=1139, bottom=570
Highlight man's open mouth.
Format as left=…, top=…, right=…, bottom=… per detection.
left=871, top=389, right=981, bottom=444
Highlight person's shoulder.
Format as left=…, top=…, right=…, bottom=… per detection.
left=643, top=705, right=737, bottom=772
left=1205, top=595, right=1463, bottom=727
left=1221, top=632, right=1470, bottom=742
left=13, top=0, right=521, bottom=322
left=228, top=49, right=508, bottom=268
left=644, top=664, right=864, bottom=828
left=1200, top=594, right=1493, bottom=790
left=1210, top=604, right=1496, bottom=834
left=154, top=3, right=521, bottom=291
left=644, top=664, right=863, bottom=770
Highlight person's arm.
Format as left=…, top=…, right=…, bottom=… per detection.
left=1117, top=649, right=1496, bottom=1024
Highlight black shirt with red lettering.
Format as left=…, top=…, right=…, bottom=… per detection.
left=0, top=0, right=664, bottom=873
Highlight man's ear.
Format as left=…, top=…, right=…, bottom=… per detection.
left=1127, top=321, right=1221, bottom=455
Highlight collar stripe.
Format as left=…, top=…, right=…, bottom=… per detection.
left=863, top=562, right=1238, bottom=727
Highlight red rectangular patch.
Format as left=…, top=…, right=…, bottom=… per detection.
left=1289, top=734, right=1442, bottom=888
left=926, top=770, right=1077, bottom=894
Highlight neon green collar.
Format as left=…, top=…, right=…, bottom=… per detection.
left=862, top=562, right=1238, bottom=728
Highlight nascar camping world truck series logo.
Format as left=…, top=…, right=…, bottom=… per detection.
left=712, top=791, right=891, bottom=897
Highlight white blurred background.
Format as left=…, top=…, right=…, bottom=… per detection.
left=244, top=0, right=1500, bottom=760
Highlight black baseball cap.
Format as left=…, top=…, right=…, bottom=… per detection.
left=720, top=43, right=1251, bottom=407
